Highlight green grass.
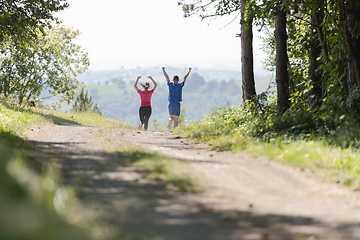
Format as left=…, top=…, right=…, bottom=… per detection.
left=113, top=148, right=202, bottom=192
left=0, top=102, right=136, bottom=240
left=0, top=102, right=202, bottom=240
left=0, top=103, right=134, bottom=135
left=246, top=140, right=360, bottom=189
left=176, top=118, right=360, bottom=191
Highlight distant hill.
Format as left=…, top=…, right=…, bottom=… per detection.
left=57, top=67, right=273, bottom=130
left=77, top=66, right=273, bottom=91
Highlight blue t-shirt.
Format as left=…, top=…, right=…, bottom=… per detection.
left=167, top=81, right=184, bottom=102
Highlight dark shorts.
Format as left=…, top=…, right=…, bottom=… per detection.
left=168, top=101, right=181, bottom=116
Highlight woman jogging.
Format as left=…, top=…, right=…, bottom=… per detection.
left=134, top=76, right=157, bottom=130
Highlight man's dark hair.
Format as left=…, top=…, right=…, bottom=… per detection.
left=173, top=75, right=179, bottom=81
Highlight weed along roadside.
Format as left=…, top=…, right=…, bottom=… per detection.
left=1, top=103, right=360, bottom=239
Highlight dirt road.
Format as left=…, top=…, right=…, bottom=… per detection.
left=26, top=125, right=360, bottom=240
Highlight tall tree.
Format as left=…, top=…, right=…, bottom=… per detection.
left=180, top=0, right=360, bottom=117
left=241, top=0, right=256, bottom=102
left=338, top=0, right=360, bottom=88
left=274, top=9, right=290, bottom=112
left=179, top=0, right=256, bottom=102
left=0, top=0, right=68, bottom=42
left=72, top=88, right=102, bottom=116
left=309, top=0, right=325, bottom=108
left=0, top=25, right=89, bottom=105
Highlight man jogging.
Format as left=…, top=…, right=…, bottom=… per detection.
left=162, top=66, right=192, bottom=129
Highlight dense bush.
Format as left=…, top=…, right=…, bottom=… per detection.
left=179, top=90, right=360, bottom=150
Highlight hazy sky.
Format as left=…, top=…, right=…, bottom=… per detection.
left=55, top=0, right=266, bottom=71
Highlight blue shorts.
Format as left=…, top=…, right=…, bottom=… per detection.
left=168, top=101, right=181, bottom=116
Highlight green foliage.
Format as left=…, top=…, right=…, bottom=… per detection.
left=256, top=0, right=360, bottom=119
left=152, top=119, right=167, bottom=132
left=178, top=108, right=186, bottom=124
left=72, top=88, right=102, bottom=116
left=177, top=93, right=360, bottom=190
left=0, top=25, right=89, bottom=105
left=180, top=0, right=240, bottom=18
left=181, top=0, right=360, bottom=125
left=0, top=0, right=68, bottom=42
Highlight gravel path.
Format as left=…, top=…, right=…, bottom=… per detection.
left=25, top=125, right=360, bottom=240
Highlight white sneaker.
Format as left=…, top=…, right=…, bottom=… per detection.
left=167, top=120, right=173, bottom=130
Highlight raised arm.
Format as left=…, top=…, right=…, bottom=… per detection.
left=133, top=76, right=141, bottom=91
left=183, top=67, right=192, bottom=83
left=162, top=67, right=170, bottom=83
left=148, top=76, right=158, bottom=91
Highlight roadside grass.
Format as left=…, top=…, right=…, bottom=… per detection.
left=0, top=102, right=136, bottom=240
left=0, top=102, right=201, bottom=240
left=95, top=126, right=202, bottom=192
left=176, top=118, right=360, bottom=191
left=95, top=127, right=203, bottom=193
left=118, top=148, right=202, bottom=192
left=249, top=140, right=360, bottom=189
left=0, top=102, right=134, bottom=136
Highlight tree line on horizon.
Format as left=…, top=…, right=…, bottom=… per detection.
left=86, top=72, right=243, bottom=129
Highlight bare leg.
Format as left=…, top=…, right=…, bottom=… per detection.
left=173, top=115, right=179, bottom=128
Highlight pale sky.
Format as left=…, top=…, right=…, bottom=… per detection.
left=55, top=0, right=266, bottom=71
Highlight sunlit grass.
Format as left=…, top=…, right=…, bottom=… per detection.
left=177, top=120, right=360, bottom=191
left=131, top=153, right=202, bottom=192
left=247, top=140, right=360, bottom=189
left=0, top=103, right=51, bottom=134
left=51, top=111, right=135, bottom=129
left=0, top=102, right=135, bottom=240
left=105, top=144, right=203, bottom=192
left=0, top=103, right=135, bottom=137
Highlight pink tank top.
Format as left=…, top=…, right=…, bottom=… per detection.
left=137, top=89, right=154, bottom=106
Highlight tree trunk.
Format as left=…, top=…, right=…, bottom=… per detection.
left=338, top=0, right=360, bottom=87
left=240, top=0, right=256, bottom=102
left=309, top=0, right=324, bottom=108
left=275, top=10, right=290, bottom=112
left=347, top=58, right=357, bottom=89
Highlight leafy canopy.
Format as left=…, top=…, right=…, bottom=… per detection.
left=0, top=0, right=69, bottom=42
left=0, top=25, right=90, bottom=105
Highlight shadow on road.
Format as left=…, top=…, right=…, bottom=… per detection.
left=26, top=138, right=360, bottom=240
